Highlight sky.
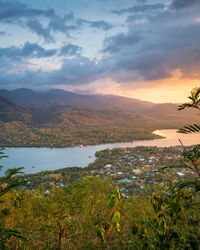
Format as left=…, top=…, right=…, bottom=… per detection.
left=0, top=0, right=200, bottom=103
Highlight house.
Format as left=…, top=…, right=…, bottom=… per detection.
left=117, top=172, right=123, bottom=175
left=132, top=169, right=142, bottom=175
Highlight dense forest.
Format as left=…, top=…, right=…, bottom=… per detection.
left=0, top=89, right=198, bottom=147
left=0, top=88, right=200, bottom=249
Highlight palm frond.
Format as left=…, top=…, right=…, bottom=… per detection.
left=194, top=87, right=200, bottom=99
left=183, top=201, right=200, bottom=207
left=177, top=124, right=200, bottom=134
left=168, top=179, right=200, bottom=191
left=155, top=163, right=191, bottom=172
left=177, top=103, right=194, bottom=111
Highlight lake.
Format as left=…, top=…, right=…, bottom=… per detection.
left=1, top=129, right=200, bottom=175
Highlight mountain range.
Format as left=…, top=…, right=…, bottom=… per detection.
left=0, top=88, right=197, bottom=125
left=0, top=88, right=154, bottom=112
left=0, top=88, right=198, bottom=147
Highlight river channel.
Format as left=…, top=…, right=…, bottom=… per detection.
left=1, top=129, right=200, bottom=174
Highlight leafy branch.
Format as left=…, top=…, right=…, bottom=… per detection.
left=178, top=87, right=200, bottom=111
left=0, top=149, right=26, bottom=248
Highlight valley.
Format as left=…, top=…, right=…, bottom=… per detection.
left=0, top=88, right=198, bottom=147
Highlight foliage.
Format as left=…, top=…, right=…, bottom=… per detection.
left=1, top=87, right=200, bottom=248
left=96, top=188, right=121, bottom=244
left=0, top=100, right=197, bottom=147
left=0, top=175, right=199, bottom=249
left=0, top=125, right=160, bottom=147
left=158, top=87, right=200, bottom=197
left=178, top=87, right=200, bottom=134
left=131, top=87, right=200, bottom=249
left=0, top=149, right=26, bottom=248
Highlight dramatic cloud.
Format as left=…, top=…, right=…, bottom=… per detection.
left=0, top=1, right=54, bottom=22
left=47, top=12, right=77, bottom=34
left=60, top=43, right=82, bottom=56
left=79, top=19, right=114, bottom=31
left=102, top=31, right=144, bottom=53
left=26, top=19, right=53, bottom=42
left=0, top=1, right=80, bottom=42
left=101, top=22, right=200, bottom=83
left=170, top=0, right=200, bottom=10
left=0, top=42, right=57, bottom=59
left=0, top=0, right=114, bottom=42
left=0, top=55, right=106, bottom=88
left=1, top=0, right=200, bottom=102
left=111, top=3, right=164, bottom=15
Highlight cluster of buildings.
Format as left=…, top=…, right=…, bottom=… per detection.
left=89, top=146, right=190, bottom=195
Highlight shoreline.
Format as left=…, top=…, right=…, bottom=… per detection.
left=4, top=128, right=199, bottom=177
left=0, top=130, right=165, bottom=149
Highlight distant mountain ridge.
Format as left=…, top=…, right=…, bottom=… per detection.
left=0, top=88, right=154, bottom=113
left=0, top=95, right=31, bottom=123
left=0, top=88, right=197, bottom=122
left=0, top=90, right=198, bottom=147
left=0, top=95, right=26, bottom=113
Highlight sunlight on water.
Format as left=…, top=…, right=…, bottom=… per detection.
left=1, top=129, right=200, bottom=175
left=153, top=129, right=200, bottom=146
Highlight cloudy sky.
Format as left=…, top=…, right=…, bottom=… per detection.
left=0, top=0, right=200, bottom=103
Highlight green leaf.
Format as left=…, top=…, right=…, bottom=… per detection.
left=155, top=163, right=191, bottom=172
left=111, top=211, right=120, bottom=224
left=132, top=224, right=138, bottom=234
left=96, top=226, right=105, bottom=242
left=107, top=197, right=115, bottom=210
left=177, top=103, right=193, bottom=111
left=183, top=201, right=200, bottom=207
left=116, top=188, right=121, bottom=200
left=178, top=124, right=200, bottom=134
left=169, top=179, right=200, bottom=191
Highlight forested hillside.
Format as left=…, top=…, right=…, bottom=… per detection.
left=0, top=88, right=198, bottom=119
left=0, top=99, right=161, bottom=147
left=0, top=91, right=198, bottom=147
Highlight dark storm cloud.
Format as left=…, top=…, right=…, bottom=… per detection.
left=60, top=43, right=82, bottom=56
left=170, top=0, right=200, bottom=10
left=101, top=19, right=200, bottom=82
left=0, top=42, right=57, bottom=59
left=111, top=3, right=164, bottom=15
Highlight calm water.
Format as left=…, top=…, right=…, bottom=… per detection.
left=1, top=129, right=200, bottom=175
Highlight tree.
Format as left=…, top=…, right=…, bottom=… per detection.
left=0, top=148, right=26, bottom=248
left=131, top=88, right=200, bottom=249
left=158, top=87, right=200, bottom=195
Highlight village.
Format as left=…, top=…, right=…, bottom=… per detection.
left=23, top=145, right=194, bottom=196
left=86, top=146, right=193, bottom=196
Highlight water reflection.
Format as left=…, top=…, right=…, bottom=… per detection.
left=1, top=129, right=200, bottom=175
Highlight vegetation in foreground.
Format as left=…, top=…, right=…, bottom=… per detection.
left=0, top=87, right=200, bottom=249
left=1, top=171, right=199, bottom=249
